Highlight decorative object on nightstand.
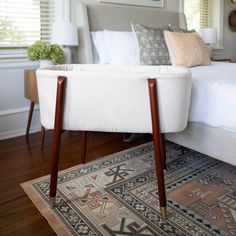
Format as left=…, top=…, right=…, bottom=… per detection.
left=200, top=27, right=217, bottom=59
left=27, top=41, right=64, bottom=68
left=51, top=22, right=78, bottom=64
left=229, top=10, right=236, bottom=31
left=212, top=59, right=236, bottom=63
left=24, top=69, right=45, bottom=149
left=212, top=59, right=231, bottom=62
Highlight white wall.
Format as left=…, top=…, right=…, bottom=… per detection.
left=0, top=61, right=41, bottom=140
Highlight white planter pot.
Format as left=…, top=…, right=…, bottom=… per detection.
left=40, top=59, right=54, bottom=68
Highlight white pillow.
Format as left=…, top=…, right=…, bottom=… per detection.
left=91, top=31, right=109, bottom=64
left=104, top=30, right=140, bottom=64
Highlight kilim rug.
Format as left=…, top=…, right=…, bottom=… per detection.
left=21, top=141, right=236, bottom=236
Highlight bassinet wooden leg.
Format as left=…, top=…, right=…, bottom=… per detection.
left=81, top=131, right=88, bottom=164
left=49, top=76, right=66, bottom=208
left=160, top=133, right=167, bottom=170
left=40, top=125, right=45, bottom=150
left=148, top=78, right=167, bottom=220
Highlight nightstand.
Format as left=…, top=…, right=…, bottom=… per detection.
left=212, top=59, right=231, bottom=62
left=212, top=59, right=236, bottom=63
left=24, top=69, right=45, bottom=149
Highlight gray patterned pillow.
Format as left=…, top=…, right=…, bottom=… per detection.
left=131, top=22, right=171, bottom=65
left=169, top=25, right=195, bottom=33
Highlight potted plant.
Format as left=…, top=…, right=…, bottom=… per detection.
left=27, top=40, right=64, bottom=68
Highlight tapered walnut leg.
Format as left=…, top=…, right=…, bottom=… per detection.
left=148, top=78, right=167, bottom=220
left=81, top=131, right=87, bottom=164
left=26, top=101, right=35, bottom=139
left=40, top=126, right=45, bottom=150
left=160, top=133, right=167, bottom=170
left=50, top=76, right=66, bottom=208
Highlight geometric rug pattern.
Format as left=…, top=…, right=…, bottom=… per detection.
left=21, top=141, right=236, bottom=236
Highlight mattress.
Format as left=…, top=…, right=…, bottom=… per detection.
left=189, top=62, right=236, bottom=132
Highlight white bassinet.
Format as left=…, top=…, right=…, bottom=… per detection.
left=37, top=64, right=191, bottom=134
left=36, top=64, right=191, bottom=219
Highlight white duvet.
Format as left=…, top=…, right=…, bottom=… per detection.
left=189, top=62, right=236, bottom=131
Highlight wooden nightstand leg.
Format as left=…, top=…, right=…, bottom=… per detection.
left=26, top=101, right=35, bottom=139
left=40, top=126, right=45, bottom=150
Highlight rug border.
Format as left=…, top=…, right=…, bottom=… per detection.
left=20, top=182, right=72, bottom=236
left=20, top=142, right=153, bottom=236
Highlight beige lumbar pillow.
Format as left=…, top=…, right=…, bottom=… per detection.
left=164, top=30, right=211, bottom=68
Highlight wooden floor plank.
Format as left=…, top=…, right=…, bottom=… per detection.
left=0, top=131, right=151, bottom=235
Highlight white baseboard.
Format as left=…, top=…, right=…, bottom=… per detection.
left=0, top=124, right=41, bottom=140
left=0, top=105, right=39, bottom=117
left=0, top=106, right=41, bottom=140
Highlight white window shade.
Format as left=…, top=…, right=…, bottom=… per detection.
left=0, top=0, right=54, bottom=48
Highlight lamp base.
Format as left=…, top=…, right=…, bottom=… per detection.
left=62, top=47, right=71, bottom=64
left=206, top=44, right=214, bottom=60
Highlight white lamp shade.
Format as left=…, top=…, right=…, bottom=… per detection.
left=52, top=22, right=78, bottom=46
left=200, top=28, right=217, bottom=44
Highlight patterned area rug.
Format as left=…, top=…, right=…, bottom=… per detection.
left=21, top=141, right=236, bottom=236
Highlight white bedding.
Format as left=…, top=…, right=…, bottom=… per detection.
left=189, top=62, right=236, bottom=132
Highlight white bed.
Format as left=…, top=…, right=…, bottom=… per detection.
left=189, top=61, right=236, bottom=132
left=74, top=3, right=236, bottom=166
left=168, top=61, right=236, bottom=166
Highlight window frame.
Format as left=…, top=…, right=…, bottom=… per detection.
left=179, top=0, right=224, bottom=49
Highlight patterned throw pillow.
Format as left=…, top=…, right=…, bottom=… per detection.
left=131, top=22, right=171, bottom=65
left=169, top=25, right=195, bottom=33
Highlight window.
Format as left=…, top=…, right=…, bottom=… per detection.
left=184, top=0, right=214, bottom=31
left=183, top=0, right=223, bottom=46
left=0, top=0, right=54, bottom=58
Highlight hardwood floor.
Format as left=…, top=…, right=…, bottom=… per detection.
left=0, top=131, right=152, bottom=235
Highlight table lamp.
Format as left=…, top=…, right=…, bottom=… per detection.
left=52, top=22, right=78, bottom=64
left=199, top=27, right=217, bottom=59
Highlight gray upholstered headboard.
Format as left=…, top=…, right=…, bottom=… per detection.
left=75, top=3, right=187, bottom=64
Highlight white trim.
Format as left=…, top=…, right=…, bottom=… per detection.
left=0, top=59, right=39, bottom=69
left=218, top=0, right=224, bottom=48
left=179, top=0, right=184, bottom=13
left=55, top=0, right=64, bottom=21
left=98, top=0, right=164, bottom=8
left=0, top=106, right=41, bottom=140
left=64, top=0, right=71, bottom=21
left=55, top=0, right=71, bottom=21
left=0, top=49, right=27, bottom=59
left=0, top=106, right=39, bottom=117
left=0, top=125, right=41, bottom=141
